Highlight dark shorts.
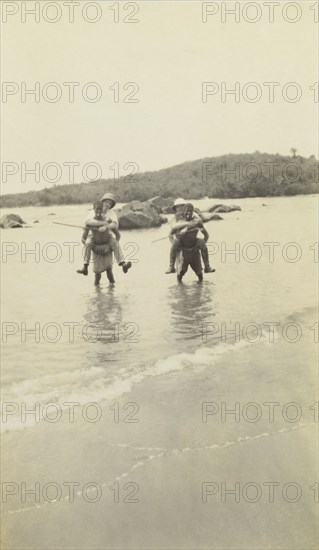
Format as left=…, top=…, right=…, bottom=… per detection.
left=179, top=247, right=202, bottom=276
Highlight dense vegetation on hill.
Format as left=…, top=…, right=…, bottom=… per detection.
left=1, top=152, right=317, bottom=208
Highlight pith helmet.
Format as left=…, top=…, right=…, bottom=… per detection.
left=172, top=198, right=187, bottom=211
left=101, top=193, right=116, bottom=208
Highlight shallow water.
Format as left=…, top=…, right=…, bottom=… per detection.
left=1, top=196, right=318, bottom=550
left=1, top=195, right=318, bottom=431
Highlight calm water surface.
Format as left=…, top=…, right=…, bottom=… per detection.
left=1, top=195, right=318, bottom=430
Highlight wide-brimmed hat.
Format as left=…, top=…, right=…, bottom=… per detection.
left=172, top=198, right=187, bottom=211
left=101, top=193, right=116, bottom=208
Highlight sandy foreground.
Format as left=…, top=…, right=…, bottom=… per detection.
left=1, top=313, right=318, bottom=550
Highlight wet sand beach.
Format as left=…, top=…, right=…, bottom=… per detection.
left=2, top=307, right=318, bottom=549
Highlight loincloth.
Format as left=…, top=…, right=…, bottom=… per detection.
left=92, top=243, right=112, bottom=256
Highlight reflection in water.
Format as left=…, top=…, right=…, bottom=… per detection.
left=82, top=286, right=143, bottom=370
left=167, top=280, right=218, bottom=342
left=82, top=287, right=124, bottom=373
left=2, top=197, right=316, bottom=421
left=84, top=286, right=123, bottom=328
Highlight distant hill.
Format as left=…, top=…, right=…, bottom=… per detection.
left=1, top=152, right=318, bottom=208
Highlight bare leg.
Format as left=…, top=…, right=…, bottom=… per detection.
left=106, top=267, right=115, bottom=284
left=77, top=241, right=93, bottom=275
left=166, top=240, right=181, bottom=273
left=190, top=249, right=203, bottom=282
left=198, top=240, right=215, bottom=273
left=177, top=256, right=189, bottom=283
left=94, top=273, right=101, bottom=286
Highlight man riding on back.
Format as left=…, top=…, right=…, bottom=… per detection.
left=165, top=198, right=215, bottom=274
left=77, top=193, right=132, bottom=277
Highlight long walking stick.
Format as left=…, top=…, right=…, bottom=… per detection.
left=53, top=221, right=107, bottom=231
left=53, top=222, right=85, bottom=229
left=151, top=227, right=199, bottom=243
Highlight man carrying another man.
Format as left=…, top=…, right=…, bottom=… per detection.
left=165, top=198, right=215, bottom=275
left=77, top=192, right=132, bottom=277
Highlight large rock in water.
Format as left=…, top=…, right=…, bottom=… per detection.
left=208, top=204, right=241, bottom=213
left=118, top=201, right=164, bottom=229
left=194, top=208, right=223, bottom=222
left=199, top=212, right=223, bottom=222
left=0, top=213, right=26, bottom=228
left=147, top=196, right=174, bottom=214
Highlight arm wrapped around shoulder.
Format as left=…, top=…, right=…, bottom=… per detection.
left=189, top=218, right=203, bottom=229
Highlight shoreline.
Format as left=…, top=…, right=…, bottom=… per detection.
left=2, top=307, right=318, bottom=549
left=1, top=192, right=318, bottom=211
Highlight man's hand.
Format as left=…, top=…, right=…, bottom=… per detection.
left=98, top=225, right=109, bottom=232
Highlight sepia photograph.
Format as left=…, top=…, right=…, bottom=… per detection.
left=0, top=1, right=318, bottom=549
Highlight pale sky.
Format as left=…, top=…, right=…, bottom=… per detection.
left=1, top=1, right=318, bottom=194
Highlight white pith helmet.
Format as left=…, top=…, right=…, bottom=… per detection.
left=172, top=198, right=187, bottom=211
left=100, top=193, right=116, bottom=208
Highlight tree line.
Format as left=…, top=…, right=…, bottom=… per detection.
left=1, top=152, right=317, bottom=208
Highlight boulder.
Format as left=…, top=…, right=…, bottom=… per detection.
left=0, top=213, right=26, bottom=228
left=208, top=204, right=241, bottom=213
left=194, top=208, right=223, bottom=222
left=199, top=212, right=223, bottom=222
left=118, top=201, right=164, bottom=229
left=147, top=196, right=174, bottom=214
